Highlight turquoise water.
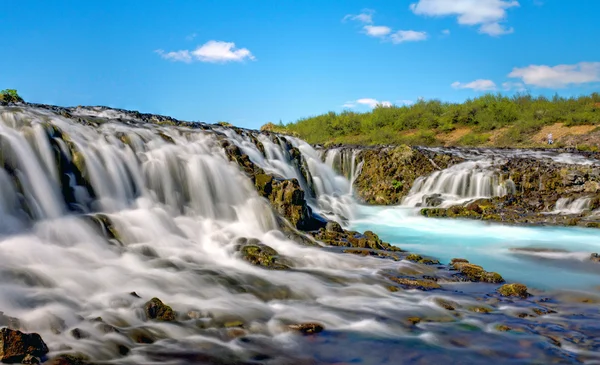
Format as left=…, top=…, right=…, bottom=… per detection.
left=350, top=205, right=600, bottom=291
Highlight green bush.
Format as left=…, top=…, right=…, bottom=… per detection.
left=276, top=92, right=600, bottom=146
left=0, top=89, right=23, bottom=103
left=458, top=132, right=491, bottom=146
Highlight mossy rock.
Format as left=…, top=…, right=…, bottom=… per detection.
left=386, top=276, right=441, bottom=290
left=433, top=298, right=457, bottom=311
left=498, top=283, right=529, bottom=298
left=144, top=297, right=176, bottom=321
left=238, top=240, right=290, bottom=270
left=451, top=262, right=504, bottom=283
left=405, top=253, right=440, bottom=265
left=288, top=323, right=324, bottom=335
left=46, top=353, right=92, bottom=365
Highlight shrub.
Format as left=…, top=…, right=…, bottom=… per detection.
left=0, top=89, right=23, bottom=103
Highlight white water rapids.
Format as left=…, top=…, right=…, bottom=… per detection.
left=1, top=105, right=599, bottom=364
left=0, top=105, right=425, bottom=364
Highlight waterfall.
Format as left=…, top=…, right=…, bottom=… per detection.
left=401, top=160, right=515, bottom=207
left=0, top=105, right=387, bottom=363
left=322, top=147, right=363, bottom=195
left=553, top=197, right=592, bottom=214
left=221, top=130, right=355, bottom=223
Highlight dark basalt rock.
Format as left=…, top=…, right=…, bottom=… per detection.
left=0, top=328, right=48, bottom=364
left=144, top=297, right=176, bottom=321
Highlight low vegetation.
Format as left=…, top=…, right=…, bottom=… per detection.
left=268, top=93, right=600, bottom=148
left=0, top=89, right=23, bottom=103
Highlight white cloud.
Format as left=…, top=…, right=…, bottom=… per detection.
left=155, top=49, right=193, bottom=63
left=364, top=25, right=392, bottom=37
left=452, top=79, right=497, bottom=91
left=343, top=98, right=392, bottom=108
left=391, top=30, right=428, bottom=43
left=343, top=10, right=374, bottom=24
left=508, top=62, right=600, bottom=88
left=344, top=9, right=426, bottom=45
left=442, top=29, right=451, bottom=35
left=186, top=33, right=197, bottom=41
left=502, top=81, right=526, bottom=91
left=156, top=40, right=255, bottom=64
left=410, top=0, right=519, bottom=36
left=397, top=99, right=415, bottom=106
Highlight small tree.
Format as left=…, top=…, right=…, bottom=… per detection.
left=0, top=89, right=24, bottom=103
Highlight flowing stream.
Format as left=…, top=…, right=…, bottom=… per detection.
left=0, top=105, right=599, bottom=364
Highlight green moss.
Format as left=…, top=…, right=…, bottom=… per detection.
left=239, top=243, right=290, bottom=270
left=498, top=283, right=529, bottom=298
left=144, top=297, right=176, bottom=321
left=387, top=276, right=441, bottom=290
left=452, top=262, right=504, bottom=283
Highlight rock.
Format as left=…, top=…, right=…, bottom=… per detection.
left=312, top=228, right=401, bottom=252
left=129, top=291, right=141, bottom=298
left=144, top=297, right=176, bottom=321
left=424, top=194, right=444, bottom=207
left=406, top=253, right=440, bottom=265
left=590, top=253, right=600, bottom=263
left=288, top=323, right=324, bottom=335
left=451, top=262, right=504, bottom=283
left=0, top=328, right=49, bottom=364
left=386, top=276, right=441, bottom=290
left=45, top=353, right=91, bottom=365
left=468, top=306, right=492, bottom=314
left=433, top=298, right=457, bottom=310
left=352, top=146, right=463, bottom=205
left=450, top=258, right=469, bottom=264
left=498, top=283, right=530, bottom=298
left=237, top=240, right=290, bottom=270
left=70, top=328, right=91, bottom=340
left=325, top=221, right=343, bottom=233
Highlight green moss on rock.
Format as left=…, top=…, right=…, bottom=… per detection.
left=451, top=261, right=504, bottom=283
left=144, top=297, right=176, bottom=321
left=498, top=283, right=529, bottom=298
left=239, top=241, right=290, bottom=270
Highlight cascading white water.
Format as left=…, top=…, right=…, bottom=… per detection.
left=552, top=197, right=592, bottom=214
left=221, top=129, right=355, bottom=223
left=401, top=160, right=515, bottom=207
left=322, top=148, right=363, bottom=195
left=1, top=105, right=433, bottom=364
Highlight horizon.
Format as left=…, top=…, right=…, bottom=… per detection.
left=2, top=0, right=599, bottom=128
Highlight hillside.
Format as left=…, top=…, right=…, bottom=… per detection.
left=267, top=93, right=600, bottom=150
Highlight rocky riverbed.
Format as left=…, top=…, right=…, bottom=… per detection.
left=0, top=102, right=599, bottom=364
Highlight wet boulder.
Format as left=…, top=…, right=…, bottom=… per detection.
left=288, top=323, right=324, bottom=335
left=590, top=253, right=600, bottom=263
left=0, top=328, right=49, bottom=364
left=144, top=298, right=176, bottom=321
left=236, top=239, right=291, bottom=270
left=498, top=283, right=530, bottom=298
left=450, top=260, right=504, bottom=283
left=45, top=353, right=92, bottom=365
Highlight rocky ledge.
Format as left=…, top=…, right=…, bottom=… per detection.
left=338, top=145, right=600, bottom=228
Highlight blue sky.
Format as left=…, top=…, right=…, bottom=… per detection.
left=2, top=0, right=599, bottom=129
